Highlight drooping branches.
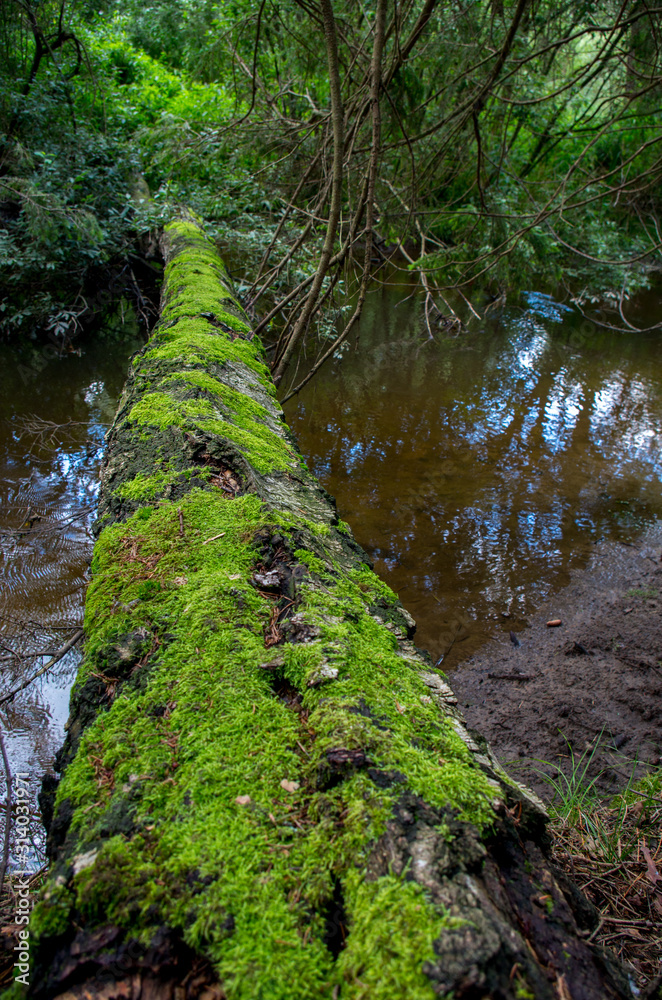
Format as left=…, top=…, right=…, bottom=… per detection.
left=281, top=0, right=388, bottom=402
left=272, top=0, right=345, bottom=385
left=216, top=0, right=662, bottom=388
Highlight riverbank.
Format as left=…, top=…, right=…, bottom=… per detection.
left=451, top=520, right=662, bottom=797
left=451, top=523, right=662, bottom=993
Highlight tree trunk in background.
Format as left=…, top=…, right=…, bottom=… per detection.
left=31, top=218, right=630, bottom=1000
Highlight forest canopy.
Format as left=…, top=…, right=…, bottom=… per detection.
left=1, top=0, right=661, bottom=383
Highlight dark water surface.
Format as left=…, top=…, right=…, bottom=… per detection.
left=1, top=284, right=661, bottom=857
left=284, top=283, right=662, bottom=669
left=0, top=331, right=140, bottom=864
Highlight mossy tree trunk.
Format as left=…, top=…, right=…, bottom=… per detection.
left=30, top=219, right=629, bottom=1000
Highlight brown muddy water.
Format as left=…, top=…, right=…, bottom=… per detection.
left=0, top=328, right=141, bottom=868
left=283, top=283, right=662, bottom=669
left=1, top=284, right=661, bottom=868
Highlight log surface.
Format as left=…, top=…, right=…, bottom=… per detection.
left=30, top=220, right=631, bottom=1000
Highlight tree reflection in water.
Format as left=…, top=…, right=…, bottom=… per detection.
left=285, top=283, right=662, bottom=669
left=0, top=333, right=139, bottom=869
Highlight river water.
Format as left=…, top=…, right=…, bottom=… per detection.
left=284, top=282, right=662, bottom=668
left=0, top=285, right=661, bottom=865
left=0, top=328, right=141, bottom=866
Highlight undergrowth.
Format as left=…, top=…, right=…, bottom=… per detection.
left=520, top=741, right=662, bottom=993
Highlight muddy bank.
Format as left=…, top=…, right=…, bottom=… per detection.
left=451, top=521, right=662, bottom=798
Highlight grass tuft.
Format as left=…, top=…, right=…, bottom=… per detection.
left=518, top=741, right=662, bottom=993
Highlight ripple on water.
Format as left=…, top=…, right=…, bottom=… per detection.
left=0, top=334, right=139, bottom=871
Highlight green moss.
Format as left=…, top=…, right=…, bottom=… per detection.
left=29, top=882, right=74, bottom=940
left=347, top=564, right=399, bottom=603
left=142, top=318, right=267, bottom=381
left=127, top=384, right=294, bottom=475
left=337, top=873, right=444, bottom=1000
left=161, top=220, right=247, bottom=322
left=114, top=468, right=198, bottom=501
left=160, top=370, right=275, bottom=423
left=33, top=219, right=501, bottom=999
left=296, top=589, right=495, bottom=828
left=74, top=836, right=164, bottom=928
left=128, top=389, right=216, bottom=430
left=81, top=489, right=267, bottom=658
left=160, top=369, right=230, bottom=397
left=201, top=419, right=292, bottom=476
left=293, top=548, right=328, bottom=576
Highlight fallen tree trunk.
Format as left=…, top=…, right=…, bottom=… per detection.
left=30, top=219, right=630, bottom=1000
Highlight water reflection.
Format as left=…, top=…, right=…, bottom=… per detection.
left=285, top=283, right=662, bottom=669
left=0, top=334, right=138, bottom=869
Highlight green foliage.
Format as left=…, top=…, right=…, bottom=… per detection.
left=0, top=8, right=239, bottom=336
left=2, top=0, right=662, bottom=340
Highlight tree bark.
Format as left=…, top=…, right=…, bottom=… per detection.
left=32, top=218, right=630, bottom=1000
left=272, top=0, right=345, bottom=386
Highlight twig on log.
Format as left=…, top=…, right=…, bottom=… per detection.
left=202, top=532, right=226, bottom=545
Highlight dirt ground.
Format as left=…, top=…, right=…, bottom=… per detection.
left=451, top=522, right=662, bottom=800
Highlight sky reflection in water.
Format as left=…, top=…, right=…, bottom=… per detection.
left=0, top=334, right=139, bottom=855
left=285, top=285, right=662, bottom=668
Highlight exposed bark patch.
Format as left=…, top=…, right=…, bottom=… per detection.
left=199, top=312, right=251, bottom=340
left=270, top=675, right=304, bottom=714
left=318, top=748, right=372, bottom=790
left=43, top=795, right=75, bottom=859
left=321, top=878, right=348, bottom=959
left=347, top=696, right=390, bottom=731
left=366, top=791, right=627, bottom=999
left=185, top=435, right=245, bottom=497
left=33, top=927, right=223, bottom=1000
left=249, top=529, right=314, bottom=646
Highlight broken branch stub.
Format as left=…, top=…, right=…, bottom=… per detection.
left=31, top=219, right=629, bottom=1000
